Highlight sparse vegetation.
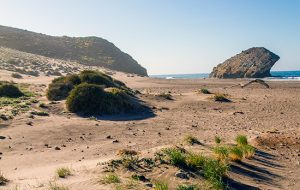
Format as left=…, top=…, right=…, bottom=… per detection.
left=49, top=182, right=69, bottom=190
left=184, top=134, right=200, bottom=145
left=30, top=111, right=49, bottom=116
left=161, top=147, right=186, bottom=167
left=199, top=88, right=211, bottom=94
left=56, top=167, right=71, bottom=178
left=154, top=181, right=169, bottom=190
left=213, top=146, right=229, bottom=162
left=177, top=184, right=199, bottom=190
left=101, top=173, right=121, bottom=184
left=213, top=93, right=230, bottom=102
left=241, top=144, right=256, bottom=159
left=0, top=173, right=9, bottom=186
left=186, top=152, right=206, bottom=170
left=215, top=136, right=221, bottom=144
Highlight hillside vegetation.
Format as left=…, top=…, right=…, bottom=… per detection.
left=0, top=25, right=147, bottom=76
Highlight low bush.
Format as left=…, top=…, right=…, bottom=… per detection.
left=79, top=70, right=116, bottom=87
left=215, top=136, right=221, bottom=144
left=56, top=167, right=71, bottom=178
left=161, top=147, right=186, bottom=167
left=0, top=84, right=24, bottom=98
left=30, top=111, right=49, bottom=116
left=229, top=146, right=244, bottom=161
left=46, top=77, right=74, bottom=101
left=213, top=146, right=229, bottom=162
left=199, top=88, right=211, bottom=94
left=213, top=93, right=230, bottom=102
left=49, top=182, right=69, bottom=190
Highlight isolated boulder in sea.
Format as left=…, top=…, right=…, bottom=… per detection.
left=209, top=47, right=280, bottom=78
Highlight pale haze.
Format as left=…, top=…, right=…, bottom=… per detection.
left=0, top=0, right=299, bottom=75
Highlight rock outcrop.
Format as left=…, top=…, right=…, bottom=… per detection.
left=210, top=47, right=280, bottom=78
left=0, top=25, right=147, bottom=76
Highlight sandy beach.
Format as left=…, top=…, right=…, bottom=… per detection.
left=1, top=69, right=299, bottom=190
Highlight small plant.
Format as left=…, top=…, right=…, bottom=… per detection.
left=56, top=167, right=71, bottom=178
left=162, top=147, right=186, bottom=167
left=121, top=154, right=139, bottom=170
left=101, top=173, right=121, bottom=184
left=199, top=88, right=211, bottom=94
left=117, top=149, right=138, bottom=157
left=214, top=136, right=221, bottom=144
left=48, top=182, right=69, bottom=190
left=39, top=103, right=48, bottom=108
left=213, top=146, right=229, bottom=162
left=202, top=157, right=228, bottom=190
left=177, top=184, right=199, bottom=190
left=184, top=134, right=200, bottom=145
left=235, top=135, right=248, bottom=146
left=213, top=93, right=230, bottom=102
left=0, top=173, right=9, bottom=186
left=229, top=146, right=244, bottom=161
left=241, top=144, right=256, bottom=159
left=154, top=180, right=169, bottom=190
left=30, top=111, right=49, bottom=116
left=186, top=152, right=206, bottom=170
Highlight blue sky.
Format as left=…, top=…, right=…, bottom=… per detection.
left=0, top=0, right=299, bottom=74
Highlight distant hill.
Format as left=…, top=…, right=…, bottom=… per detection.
left=0, top=25, right=147, bottom=76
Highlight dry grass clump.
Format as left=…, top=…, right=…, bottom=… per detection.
left=213, top=146, right=229, bottom=162
left=214, top=136, right=221, bottom=144
left=213, top=93, right=230, bottom=102
left=156, top=92, right=173, bottom=100
left=56, top=167, right=71, bottom=178
left=100, top=173, right=121, bottom=184
left=184, top=134, right=200, bottom=145
left=11, top=73, right=23, bottom=79
left=117, top=149, right=138, bottom=157
left=228, top=146, right=244, bottom=161
left=177, top=184, right=199, bottom=190
left=49, top=182, right=69, bottom=190
left=235, top=135, right=248, bottom=146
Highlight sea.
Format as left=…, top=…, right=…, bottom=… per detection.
left=150, top=71, right=300, bottom=80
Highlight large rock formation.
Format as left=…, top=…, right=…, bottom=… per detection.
left=0, top=25, right=147, bottom=76
left=210, top=47, right=280, bottom=78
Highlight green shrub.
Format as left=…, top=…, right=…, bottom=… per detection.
left=66, top=84, right=134, bottom=115
left=229, top=146, right=244, bottom=161
left=79, top=70, right=116, bottom=87
left=202, top=158, right=228, bottom=190
left=199, top=88, right=211, bottom=94
left=213, top=94, right=230, bottom=102
left=30, top=111, right=49, bottom=116
left=154, top=181, right=169, bottom=190
left=162, top=147, right=186, bottom=167
left=186, top=153, right=206, bottom=170
left=213, top=146, right=229, bottom=162
left=177, top=184, right=199, bottom=190
left=0, top=84, right=24, bottom=98
left=66, top=83, right=107, bottom=115
left=46, top=77, right=74, bottom=101
left=56, top=167, right=71, bottom=178
left=214, top=136, right=221, bottom=144
left=0, top=173, right=9, bottom=186
left=235, top=135, right=248, bottom=146
left=241, top=144, right=255, bottom=159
